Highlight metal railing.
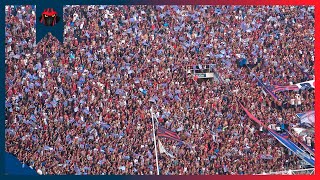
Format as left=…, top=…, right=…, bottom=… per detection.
left=185, top=64, right=216, bottom=74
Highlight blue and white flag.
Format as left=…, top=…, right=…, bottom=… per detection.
left=269, top=80, right=315, bottom=93
left=296, top=111, right=315, bottom=127
left=269, top=130, right=314, bottom=167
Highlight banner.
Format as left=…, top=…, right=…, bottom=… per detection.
left=244, top=64, right=278, bottom=100
left=269, top=80, right=315, bottom=93
left=286, top=129, right=314, bottom=155
left=269, top=130, right=314, bottom=167
left=157, top=126, right=181, bottom=142
left=296, top=111, right=315, bottom=127
left=239, top=102, right=314, bottom=167
left=238, top=102, right=264, bottom=126
left=280, top=132, right=289, bottom=139
left=256, top=79, right=279, bottom=101
left=269, top=84, right=300, bottom=93
left=295, top=80, right=315, bottom=89
left=158, top=139, right=175, bottom=158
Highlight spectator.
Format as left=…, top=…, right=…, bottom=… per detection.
left=5, top=5, right=314, bottom=175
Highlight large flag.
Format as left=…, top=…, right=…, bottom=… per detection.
left=157, top=126, right=181, bottom=142
left=286, top=129, right=314, bottom=155
left=239, top=101, right=314, bottom=167
left=158, top=139, right=175, bottom=158
left=244, top=64, right=278, bottom=100
left=269, top=80, right=315, bottom=93
left=296, top=111, right=315, bottom=127
left=269, top=130, right=314, bottom=167
left=256, top=79, right=278, bottom=101
left=295, top=80, right=315, bottom=89
left=269, top=84, right=300, bottom=93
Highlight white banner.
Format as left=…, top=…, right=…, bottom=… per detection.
left=158, top=139, right=175, bottom=158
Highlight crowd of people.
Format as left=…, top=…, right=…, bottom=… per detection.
left=5, top=5, right=314, bottom=175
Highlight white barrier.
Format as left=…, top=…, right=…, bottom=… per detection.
left=258, top=168, right=315, bottom=175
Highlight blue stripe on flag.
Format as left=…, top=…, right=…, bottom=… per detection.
left=269, top=130, right=314, bottom=167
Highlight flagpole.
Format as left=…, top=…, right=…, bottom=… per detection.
left=150, top=107, right=160, bottom=175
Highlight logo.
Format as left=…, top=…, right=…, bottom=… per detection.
left=39, top=8, right=60, bottom=26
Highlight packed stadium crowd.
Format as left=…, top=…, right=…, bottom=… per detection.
left=5, top=5, right=314, bottom=175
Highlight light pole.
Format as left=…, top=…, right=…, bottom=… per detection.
left=150, top=107, right=160, bottom=175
